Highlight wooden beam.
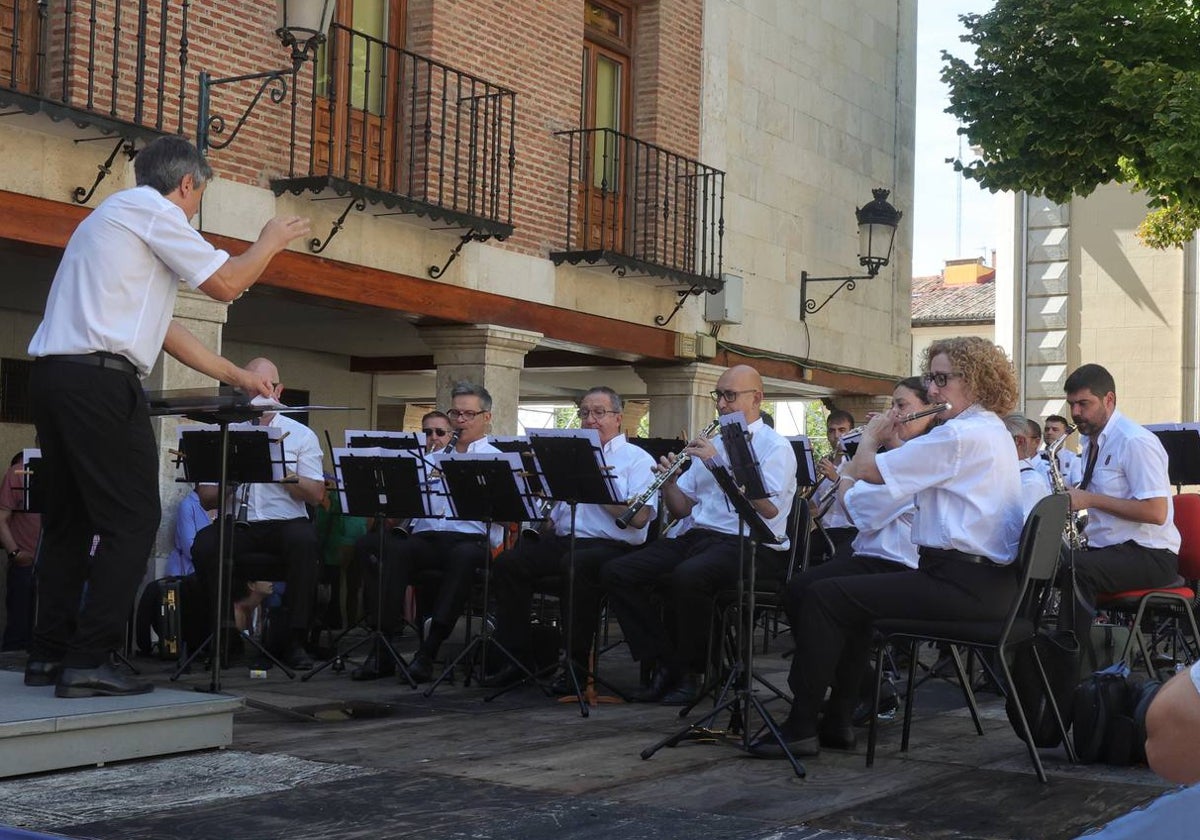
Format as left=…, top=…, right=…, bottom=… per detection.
left=712, top=348, right=894, bottom=397
left=350, top=349, right=629, bottom=373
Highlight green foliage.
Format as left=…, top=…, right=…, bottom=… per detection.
left=942, top=0, right=1200, bottom=248
left=806, top=405, right=834, bottom=460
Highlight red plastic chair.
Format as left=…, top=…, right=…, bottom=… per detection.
left=1095, top=493, right=1200, bottom=675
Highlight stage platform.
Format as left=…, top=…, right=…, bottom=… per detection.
left=0, top=670, right=241, bottom=778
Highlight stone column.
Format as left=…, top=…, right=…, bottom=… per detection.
left=418, top=324, right=543, bottom=434
left=634, top=363, right=725, bottom=440
left=619, top=399, right=648, bottom=438
left=143, top=287, right=229, bottom=578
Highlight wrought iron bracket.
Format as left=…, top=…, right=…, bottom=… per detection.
left=800, top=270, right=873, bottom=320
left=429, top=229, right=494, bottom=279
left=654, top=285, right=706, bottom=327
left=72, top=137, right=137, bottom=204
left=197, top=67, right=293, bottom=155
left=309, top=196, right=366, bottom=254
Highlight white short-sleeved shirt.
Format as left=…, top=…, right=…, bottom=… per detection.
left=229, top=413, right=323, bottom=522
left=548, top=434, right=656, bottom=545
left=1019, top=457, right=1053, bottom=521
left=674, top=418, right=797, bottom=551
left=842, top=480, right=919, bottom=569
left=875, top=404, right=1024, bottom=564
left=814, top=458, right=854, bottom=529
left=27, top=186, right=230, bottom=377
left=1078, top=408, right=1180, bottom=552
left=411, top=437, right=504, bottom=545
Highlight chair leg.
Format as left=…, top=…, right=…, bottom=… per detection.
left=866, top=638, right=886, bottom=768
left=900, top=638, right=919, bottom=753
left=948, top=645, right=984, bottom=736
left=999, top=649, right=1050, bottom=782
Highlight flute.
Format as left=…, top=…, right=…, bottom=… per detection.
left=837, top=402, right=951, bottom=449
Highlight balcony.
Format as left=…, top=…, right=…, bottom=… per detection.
left=549, top=127, right=724, bottom=295
left=270, top=23, right=516, bottom=254
left=0, top=1, right=187, bottom=201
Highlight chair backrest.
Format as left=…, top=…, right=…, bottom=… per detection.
left=1002, top=492, right=1071, bottom=636
left=1172, top=493, right=1200, bottom=579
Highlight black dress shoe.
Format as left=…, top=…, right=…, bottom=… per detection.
left=408, top=651, right=434, bottom=683
left=284, top=643, right=314, bottom=671
left=818, top=721, right=858, bottom=751
left=660, top=673, right=703, bottom=706
left=478, top=662, right=527, bottom=688
left=24, top=659, right=63, bottom=687
left=630, top=666, right=678, bottom=703
left=55, top=664, right=154, bottom=698
left=351, top=649, right=395, bottom=681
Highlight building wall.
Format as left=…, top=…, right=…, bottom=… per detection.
left=910, top=322, right=994, bottom=378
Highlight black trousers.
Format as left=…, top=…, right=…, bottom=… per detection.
left=599, top=528, right=786, bottom=674
left=491, top=533, right=629, bottom=665
left=787, top=554, right=1019, bottom=734
left=354, top=528, right=407, bottom=634
left=1063, top=541, right=1178, bottom=671
left=191, top=517, right=320, bottom=631
left=379, top=531, right=487, bottom=651
left=29, top=358, right=161, bottom=668
left=782, top=553, right=913, bottom=724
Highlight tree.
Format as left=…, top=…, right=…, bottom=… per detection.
left=942, top=0, right=1200, bottom=248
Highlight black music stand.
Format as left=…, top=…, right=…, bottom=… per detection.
left=486, top=430, right=627, bottom=716
left=422, top=453, right=540, bottom=697
left=641, top=418, right=805, bottom=778
left=1148, top=426, right=1200, bottom=490
left=303, top=447, right=432, bottom=684
left=169, top=424, right=295, bottom=689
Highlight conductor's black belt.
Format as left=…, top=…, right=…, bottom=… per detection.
left=918, top=546, right=1005, bottom=568
left=40, top=352, right=137, bottom=376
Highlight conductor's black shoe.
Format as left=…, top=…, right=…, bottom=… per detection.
left=818, top=721, right=858, bottom=751
left=283, top=643, right=314, bottom=671
left=24, top=659, right=63, bottom=687
left=660, top=673, right=703, bottom=706
left=55, top=664, right=154, bottom=698
left=630, top=666, right=678, bottom=703
left=408, top=651, right=434, bottom=683
left=351, top=649, right=395, bottom=681
left=479, top=662, right=528, bottom=688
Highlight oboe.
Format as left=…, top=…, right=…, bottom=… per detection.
left=615, top=418, right=721, bottom=529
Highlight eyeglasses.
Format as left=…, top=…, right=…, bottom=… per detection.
left=447, top=409, right=483, bottom=421
left=710, top=388, right=756, bottom=403
left=577, top=409, right=618, bottom=420
left=922, top=371, right=964, bottom=388
left=422, top=427, right=450, bottom=437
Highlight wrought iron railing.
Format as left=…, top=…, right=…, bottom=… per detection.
left=276, top=23, right=516, bottom=234
left=0, top=0, right=188, bottom=138
left=550, top=127, right=724, bottom=291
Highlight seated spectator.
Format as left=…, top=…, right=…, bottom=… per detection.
left=1145, top=660, right=1200, bottom=785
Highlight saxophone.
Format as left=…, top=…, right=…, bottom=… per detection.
left=1046, top=426, right=1085, bottom=549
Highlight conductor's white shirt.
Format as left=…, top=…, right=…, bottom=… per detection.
left=675, top=418, right=797, bottom=551
left=28, top=186, right=229, bottom=377
left=876, top=404, right=1023, bottom=564
left=548, top=434, right=656, bottom=545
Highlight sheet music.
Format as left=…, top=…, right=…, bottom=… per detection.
left=527, top=427, right=620, bottom=502
left=332, top=446, right=432, bottom=516
left=344, top=429, right=424, bottom=451
left=176, top=424, right=288, bottom=482
left=434, top=451, right=541, bottom=521
left=787, top=435, right=818, bottom=487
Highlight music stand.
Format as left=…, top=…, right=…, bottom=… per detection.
left=486, top=429, right=627, bottom=716
left=641, top=416, right=805, bottom=778
left=422, top=452, right=540, bottom=697
left=168, top=424, right=294, bottom=689
left=1147, top=424, right=1200, bottom=491
left=302, top=446, right=433, bottom=684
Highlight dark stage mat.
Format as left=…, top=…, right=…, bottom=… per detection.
left=806, top=767, right=1162, bottom=840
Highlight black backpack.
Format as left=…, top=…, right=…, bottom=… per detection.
left=1071, top=665, right=1162, bottom=765
left=1005, top=628, right=1080, bottom=748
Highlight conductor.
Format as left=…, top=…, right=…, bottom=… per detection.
left=23, top=135, right=310, bottom=697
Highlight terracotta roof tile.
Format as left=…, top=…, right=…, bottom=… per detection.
left=911, top=273, right=995, bottom=324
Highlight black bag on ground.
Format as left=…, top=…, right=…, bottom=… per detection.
left=1071, top=666, right=1162, bottom=765
left=135, top=575, right=209, bottom=658
left=1005, top=628, right=1080, bottom=748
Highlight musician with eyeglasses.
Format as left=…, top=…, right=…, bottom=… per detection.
left=480, top=387, right=657, bottom=692
left=600, top=364, right=797, bottom=705
left=370, top=381, right=503, bottom=683
left=1060, top=363, right=1179, bottom=673
left=350, top=409, right=452, bottom=680
left=752, top=337, right=1023, bottom=758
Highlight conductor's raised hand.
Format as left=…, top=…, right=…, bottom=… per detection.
left=258, top=215, right=311, bottom=252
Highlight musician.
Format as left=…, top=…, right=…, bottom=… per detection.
left=1040, top=414, right=1079, bottom=486
left=779, top=377, right=939, bottom=750
left=350, top=410, right=452, bottom=681
left=375, top=381, right=502, bottom=683
left=752, top=337, right=1023, bottom=757
left=1062, top=364, right=1179, bottom=672
left=1006, top=414, right=1053, bottom=518
left=23, top=135, right=308, bottom=697
left=481, top=387, right=656, bottom=693
left=812, top=410, right=857, bottom=564
left=190, top=357, right=326, bottom=670
left=601, top=364, right=797, bottom=705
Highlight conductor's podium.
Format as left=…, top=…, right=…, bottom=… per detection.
left=0, top=670, right=241, bottom=778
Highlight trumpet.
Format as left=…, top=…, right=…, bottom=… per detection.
left=615, top=418, right=721, bottom=529
left=394, top=429, right=461, bottom=537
